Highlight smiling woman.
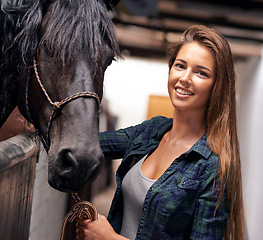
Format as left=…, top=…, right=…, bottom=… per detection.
left=167, top=25, right=244, bottom=239
left=76, top=25, right=244, bottom=240
left=168, top=41, right=215, bottom=115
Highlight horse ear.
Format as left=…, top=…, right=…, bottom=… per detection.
left=103, top=0, right=120, bottom=10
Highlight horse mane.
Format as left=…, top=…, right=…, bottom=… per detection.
left=0, top=0, right=29, bottom=121
left=6, top=0, right=120, bottom=67
left=0, top=0, right=119, bottom=122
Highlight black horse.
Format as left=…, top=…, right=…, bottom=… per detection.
left=0, top=0, right=120, bottom=192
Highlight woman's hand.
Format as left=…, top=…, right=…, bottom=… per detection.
left=76, top=213, right=128, bottom=240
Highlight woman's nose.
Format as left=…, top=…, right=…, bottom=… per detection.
left=179, top=69, right=192, bottom=86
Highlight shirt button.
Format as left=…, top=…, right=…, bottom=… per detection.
left=166, top=171, right=170, bottom=175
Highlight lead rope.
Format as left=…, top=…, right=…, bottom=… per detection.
left=60, top=193, right=98, bottom=240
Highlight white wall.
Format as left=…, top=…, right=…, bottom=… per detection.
left=236, top=50, right=263, bottom=240
left=103, top=56, right=170, bottom=129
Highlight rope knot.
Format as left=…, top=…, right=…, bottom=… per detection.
left=53, top=101, right=61, bottom=110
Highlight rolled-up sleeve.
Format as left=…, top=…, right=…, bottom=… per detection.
left=99, top=119, right=148, bottom=160
left=99, top=129, right=130, bottom=160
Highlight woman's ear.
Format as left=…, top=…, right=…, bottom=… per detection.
left=103, top=0, right=120, bottom=10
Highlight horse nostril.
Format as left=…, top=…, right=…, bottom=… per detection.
left=57, top=149, right=79, bottom=177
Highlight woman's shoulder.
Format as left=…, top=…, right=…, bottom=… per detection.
left=148, top=115, right=172, bottom=124
left=130, top=116, right=173, bottom=141
left=142, top=116, right=173, bottom=131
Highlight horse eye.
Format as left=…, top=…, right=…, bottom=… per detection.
left=106, top=56, right=115, bottom=67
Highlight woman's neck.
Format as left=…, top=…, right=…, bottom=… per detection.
left=169, top=109, right=206, bottom=142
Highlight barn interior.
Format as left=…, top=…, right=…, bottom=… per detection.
left=0, top=1, right=262, bottom=240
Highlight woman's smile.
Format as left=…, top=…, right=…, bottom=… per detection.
left=175, top=87, right=194, bottom=96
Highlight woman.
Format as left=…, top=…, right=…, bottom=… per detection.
left=76, top=25, right=244, bottom=240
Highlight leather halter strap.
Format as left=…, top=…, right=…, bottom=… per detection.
left=26, top=58, right=101, bottom=151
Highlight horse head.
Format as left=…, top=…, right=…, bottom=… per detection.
left=2, top=0, right=120, bottom=193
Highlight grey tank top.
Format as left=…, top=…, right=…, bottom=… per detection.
left=120, top=155, right=156, bottom=240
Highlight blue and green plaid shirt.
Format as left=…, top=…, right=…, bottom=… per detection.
left=99, top=116, right=229, bottom=240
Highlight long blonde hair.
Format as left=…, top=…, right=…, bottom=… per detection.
left=168, top=25, right=244, bottom=239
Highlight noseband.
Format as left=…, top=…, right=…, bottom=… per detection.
left=26, top=58, right=101, bottom=151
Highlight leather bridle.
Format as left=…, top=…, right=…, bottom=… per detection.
left=26, top=58, right=101, bottom=151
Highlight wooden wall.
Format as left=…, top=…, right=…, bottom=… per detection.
left=0, top=133, right=39, bottom=240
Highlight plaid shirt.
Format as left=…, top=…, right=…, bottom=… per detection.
left=99, top=116, right=229, bottom=240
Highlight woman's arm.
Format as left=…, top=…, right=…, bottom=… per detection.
left=99, top=119, right=150, bottom=160
left=99, top=128, right=132, bottom=160
left=76, top=214, right=130, bottom=240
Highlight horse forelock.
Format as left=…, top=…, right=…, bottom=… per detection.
left=2, top=0, right=119, bottom=68
left=41, top=0, right=120, bottom=72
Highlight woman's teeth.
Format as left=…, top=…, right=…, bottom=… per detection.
left=176, top=88, right=193, bottom=95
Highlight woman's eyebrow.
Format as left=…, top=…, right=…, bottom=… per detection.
left=175, top=59, right=186, bottom=64
left=175, top=58, right=212, bottom=73
left=196, top=65, right=212, bottom=73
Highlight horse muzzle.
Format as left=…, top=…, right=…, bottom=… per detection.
left=47, top=146, right=104, bottom=192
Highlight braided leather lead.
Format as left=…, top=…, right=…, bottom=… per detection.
left=60, top=201, right=98, bottom=240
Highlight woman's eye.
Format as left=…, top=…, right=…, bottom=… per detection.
left=174, top=63, right=184, bottom=70
left=197, top=71, right=208, bottom=77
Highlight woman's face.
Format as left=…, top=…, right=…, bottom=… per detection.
left=168, top=41, right=215, bottom=114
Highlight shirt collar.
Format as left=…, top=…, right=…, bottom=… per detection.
left=155, top=118, right=173, bottom=140
left=188, top=134, right=212, bottom=160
